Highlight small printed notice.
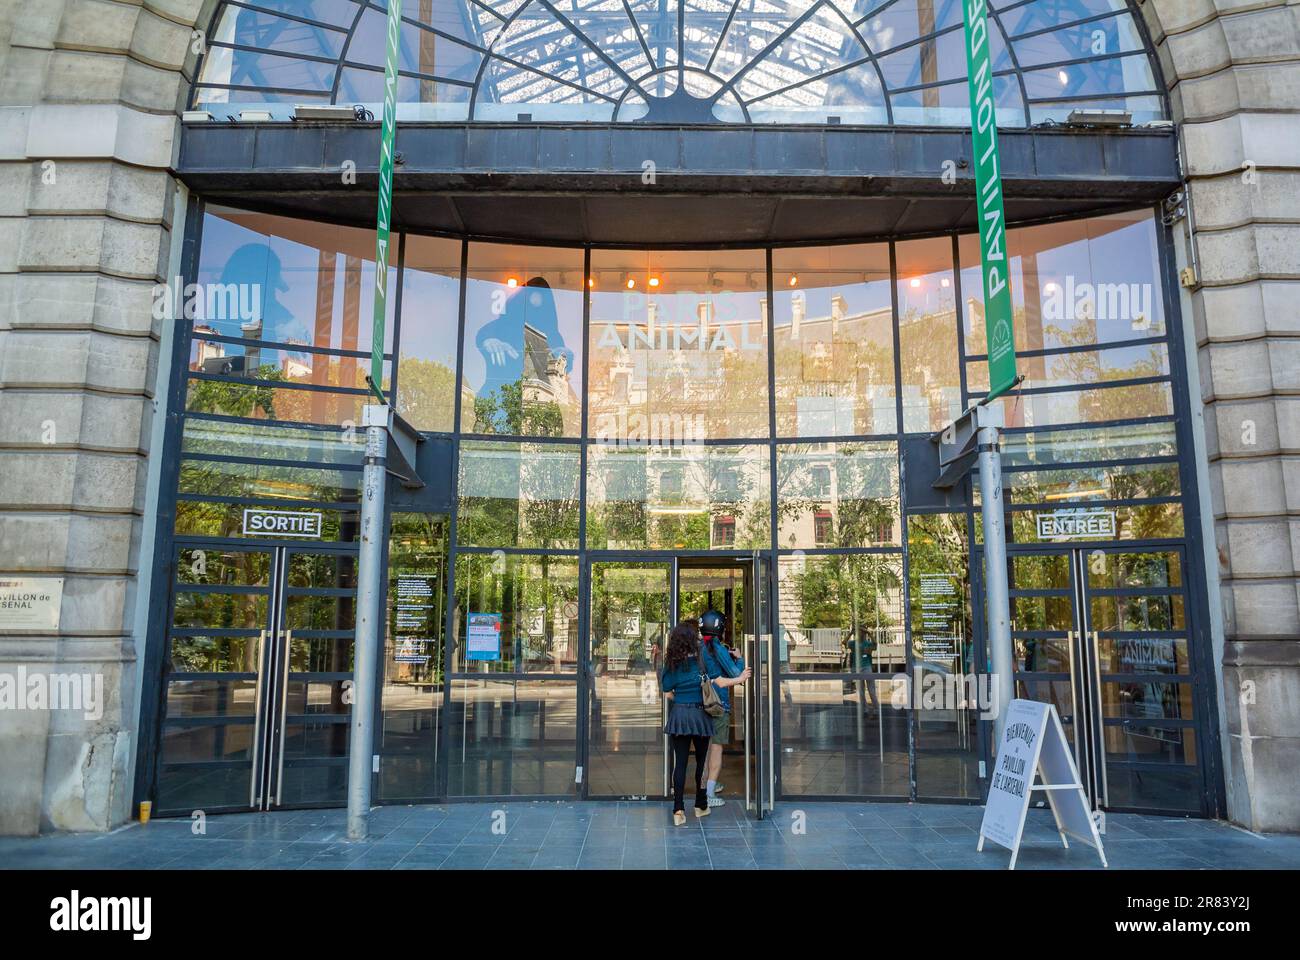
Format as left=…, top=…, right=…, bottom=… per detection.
left=393, top=575, right=437, bottom=664
left=467, top=612, right=502, bottom=662
left=0, top=577, right=63, bottom=630
left=917, top=573, right=961, bottom=662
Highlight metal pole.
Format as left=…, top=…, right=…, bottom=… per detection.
left=348, top=404, right=389, bottom=840
left=976, top=402, right=1013, bottom=738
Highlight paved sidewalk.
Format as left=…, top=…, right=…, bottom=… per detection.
left=3, top=801, right=1298, bottom=870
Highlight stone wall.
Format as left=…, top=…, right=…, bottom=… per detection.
left=1146, top=0, right=1300, bottom=832
left=0, top=0, right=212, bottom=834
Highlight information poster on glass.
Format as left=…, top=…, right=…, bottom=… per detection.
left=467, top=612, right=502, bottom=662
left=394, top=575, right=436, bottom=665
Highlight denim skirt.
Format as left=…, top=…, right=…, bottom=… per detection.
left=664, top=701, right=713, bottom=736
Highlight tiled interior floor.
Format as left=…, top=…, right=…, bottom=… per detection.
left=3, top=801, right=1298, bottom=871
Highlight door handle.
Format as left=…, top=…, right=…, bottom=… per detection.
left=249, top=629, right=269, bottom=808
left=275, top=629, right=293, bottom=806
left=1064, top=629, right=1088, bottom=786
left=1089, top=630, right=1109, bottom=807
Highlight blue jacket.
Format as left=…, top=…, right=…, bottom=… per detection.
left=700, top=639, right=745, bottom=711
left=660, top=661, right=704, bottom=704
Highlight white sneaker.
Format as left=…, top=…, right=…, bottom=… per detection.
left=714, top=783, right=725, bottom=794
left=707, top=795, right=726, bottom=808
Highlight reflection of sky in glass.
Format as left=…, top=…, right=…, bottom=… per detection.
left=461, top=274, right=585, bottom=400
left=194, top=0, right=1165, bottom=125
left=961, top=214, right=1165, bottom=352
left=196, top=213, right=394, bottom=353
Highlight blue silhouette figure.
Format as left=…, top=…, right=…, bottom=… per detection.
left=474, top=277, right=573, bottom=398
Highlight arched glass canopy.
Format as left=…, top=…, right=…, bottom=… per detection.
left=194, top=0, right=1165, bottom=126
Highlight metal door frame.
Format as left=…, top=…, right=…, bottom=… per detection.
left=995, top=540, right=1210, bottom=817
left=151, top=537, right=358, bottom=816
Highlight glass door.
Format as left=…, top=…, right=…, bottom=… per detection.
left=155, top=542, right=356, bottom=814
left=747, top=553, right=775, bottom=817
left=585, top=559, right=674, bottom=798
left=1008, top=545, right=1204, bottom=815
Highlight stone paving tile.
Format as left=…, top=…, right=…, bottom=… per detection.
left=7, top=800, right=1300, bottom=871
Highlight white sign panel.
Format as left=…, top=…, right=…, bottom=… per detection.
left=978, top=698, right=1107, bottom=869
left=1036, top=508, right=1116, bottom=541
left=0, top=577, right=64, bottom=630
left=242, top=508, right=323, bottom=539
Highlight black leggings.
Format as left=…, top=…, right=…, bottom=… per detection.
left=670, top=734, right=710, bottom=813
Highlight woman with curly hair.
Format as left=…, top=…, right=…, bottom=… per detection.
left=659, top=619, right=714, bottom=825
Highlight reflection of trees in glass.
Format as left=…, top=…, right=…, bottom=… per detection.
left=788, top=555, right=902, bottom=671
left=457, top=444, right=580, bottom=549
left=584, top=448, right=767, bottom=550
left=187, top=364, right=284, bottom=418
left=396, top=357, right=457, bottom=433
left=453, top=554, right=578, bottom=669
left=776, top=444, right=897, bottom=548
left=589, top=565, right=668, bottom=670
left=472, top=377, right=565, bottom=437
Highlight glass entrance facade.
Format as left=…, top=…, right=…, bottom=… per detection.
left=143, top=201, right=1217, bottom=817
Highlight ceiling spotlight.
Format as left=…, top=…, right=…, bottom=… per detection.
left=506, top=277, right=518, bottom=288
left=588, top=277, right=595, bottom=288
left=648, top=276, right=661, bottom=288
left=626, top=277, right=636, bottom=289
left=909, top=277, right=922, bottom=288
left=788, top=275, right=799, bottom=287
left=1058, top=70, right=1069, bottom=86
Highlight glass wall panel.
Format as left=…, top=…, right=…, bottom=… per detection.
left=585, top=442, right=770, bottom=550
left=776, top=442, right=900, bottom=548
left=380, top=513, right=449, bottom=801
left=772, top=244, right=896, bottom=437
left=185, top=378, right=369, bottom=427
left=779, top=679, right=909, bottom=796
left=959, top=211, right=1167, bottom=359
left=446, top=679, right=578, bottom=797
left=462, top=243, right=584, bottom=437
left=588, top=249, right=770, bottom=441
left=778, top=554, right=905, bottom=674
left=397, top=235, right=462, bottom=433
left=457, top=440, right=581, bottom=549
left=907, top=512, right=981, bottom=799
left=1000, top=381, right=1175, bottom=429
left=194, top=207, right=395, bottom=353
left=897, top=237, right=961, bottom=433
left=967, top=342, right=1170, bottom=395
left=1000, top=502, right=1184, bottom=545
left=452, top=554, right=580, bottom=674
left=1000, top=460, right=1180, bottom=506
left=999, top=422, right=1177, bottom=467
left=175, top=501, right=359, bottom=542
left=178, top=458, right=360, bottom=503
left=181, top=418, right=364, bottom=466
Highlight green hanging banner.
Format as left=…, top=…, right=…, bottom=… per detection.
left=961, top=0, right=1017, bottom=400
left=370, top=0, right=402, bottom=394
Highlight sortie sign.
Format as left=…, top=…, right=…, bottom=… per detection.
left=370, top=0, right=402, bottom=389
left=962, top=0, right=1018, bottom=400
